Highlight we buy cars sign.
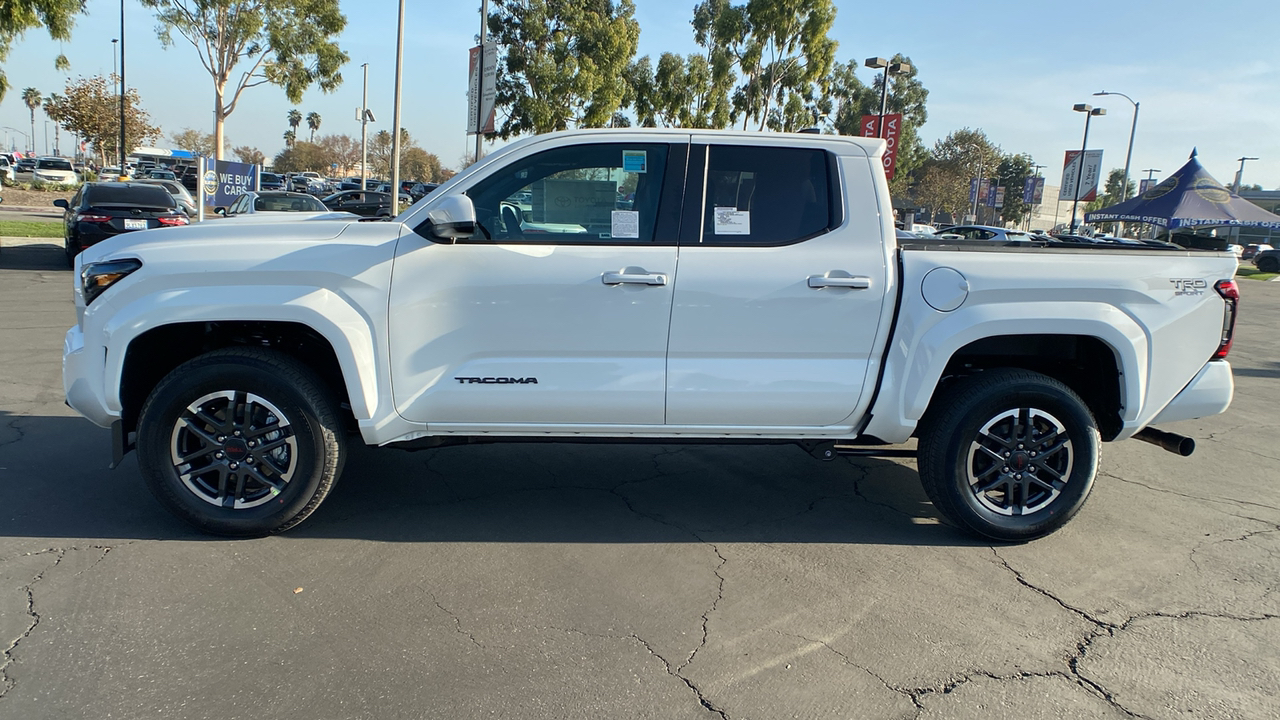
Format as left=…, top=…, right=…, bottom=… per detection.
left=861, top=114, right=903, bottom=180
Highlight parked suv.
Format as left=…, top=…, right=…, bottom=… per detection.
left=33, top=156, right=79, bottom=185
left=54, top=182, right=189, bottom=266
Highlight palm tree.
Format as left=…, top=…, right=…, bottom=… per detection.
left=287, top=109, right=302, bottom=136
left=22, top=88, right=42, bottom=153
left=283, top=129, right=296, bottom=147
left=305, top=111, right=321, bottom=142
left=43, top=94, right=63, bottom=155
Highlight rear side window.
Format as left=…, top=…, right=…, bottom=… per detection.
left=700, top=145, right=832, bottom=246
left=87, top=185, right=175, bottom=207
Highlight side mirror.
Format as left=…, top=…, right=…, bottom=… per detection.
left=213, top=206, right=227, bottom=216
left=53, top=198, right=69, bottom=209
left=426, top=194, right=476, bottom=241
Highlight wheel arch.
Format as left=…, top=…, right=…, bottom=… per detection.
left=115, top=315, right=374, bottom=437
left=863, top=304, right=1148, bottom=443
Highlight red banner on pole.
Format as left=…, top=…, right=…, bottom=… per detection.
left=860, top=113, right=903, bottom=180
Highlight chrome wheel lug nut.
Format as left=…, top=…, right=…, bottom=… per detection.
left=1003, top=451, right=1011, bottom=458
left=1015, top=473, right=1023, bottom=480
left=214, top=452, right=224, bottom=459
left=229, top=462, right=239, bottom=470
left=233, top=430, right=242, bottom=437
left=1002, top=466, right=1010, bottom=473
left=217, top=435, right=226, bottom=443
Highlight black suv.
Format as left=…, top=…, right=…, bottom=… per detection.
left=54, top=182, right=190, bottom=267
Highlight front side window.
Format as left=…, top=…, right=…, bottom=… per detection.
left=465, top=143, right=671, bottom=244
left=699, top=145, right=832, bottom=246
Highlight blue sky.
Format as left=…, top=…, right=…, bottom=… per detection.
left=2, top=0, right=1277, bottom=190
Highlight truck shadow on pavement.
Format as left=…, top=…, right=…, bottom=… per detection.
left=0, top=412, right=981, bottom=547
left=1232, top=361, right=1280, bottom=379
left=0, top=242, right=68, bottom=271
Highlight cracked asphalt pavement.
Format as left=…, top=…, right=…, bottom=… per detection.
left=2, top=239, right=1278, bottom=719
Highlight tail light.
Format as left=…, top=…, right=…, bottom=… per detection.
left=1212, top=279, right=1239, bottom=360
left=76, top=213, right=112, bottom=223
left=157, top=215, right=189, bottom=226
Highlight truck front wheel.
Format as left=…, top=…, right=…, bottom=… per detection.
left=917, top=369, right=1099, bottom=542
left=136, top=348, right=346, bottom=536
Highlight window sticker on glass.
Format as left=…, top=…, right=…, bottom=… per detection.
left=622, top=150, right=647, bottom=174
left=714, top=207, right=751, bottom=235
left=611, top=210, right=640, bottom=239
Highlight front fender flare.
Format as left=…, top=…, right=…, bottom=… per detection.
left=98, top=285, right=380, bottom=419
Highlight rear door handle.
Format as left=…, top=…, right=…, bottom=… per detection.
left=603, top=268, right=668, bottom=286
left=808, top=274, right=872, bottom=289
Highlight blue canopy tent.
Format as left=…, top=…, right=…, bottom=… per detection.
left=1085, top=150, right=1280, bottom=232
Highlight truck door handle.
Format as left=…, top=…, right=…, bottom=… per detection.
left=808, top=274, right=872, bottom=289
left=603, top=268, right=667, bottom=286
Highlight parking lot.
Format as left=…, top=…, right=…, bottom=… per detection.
left=1, top=237, right=1277, bottom=719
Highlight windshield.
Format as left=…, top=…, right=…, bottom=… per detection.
left=37, top=159, right=73, bottom=171
left=254, top=194, right=325, bottom=212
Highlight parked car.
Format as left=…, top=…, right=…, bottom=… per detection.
left=33, top=156, right=79, bottom=185
left=146, top=169, right=178, bottom=181
left=14, top=158, right=37, bottom=177
left=290, top=172, right=325, bottom=193
left=134, top=178, right=199, bottom=218
left=97, top=166, right=122, bottom=182
left=1253, top=248, right=1280, bottom=273
left=0, top=156, right=11, bottom=183
left=214, top=190, right=329, bottom=217
left=259, top=172, right=285, bottom=191
left=53, top=182, right=189, bottom=266
left=1242, top=243, right=1274, bottom=260
left=320, top=190, right=400, bottom=217
left=371, top=183, right=413, bottom=205
left=934, top=225, right=1041, bottom=243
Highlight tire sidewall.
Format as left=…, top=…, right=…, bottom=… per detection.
left=937, top=379, right=1099, bottom=541
left=137, top=357, right=335, bottom=536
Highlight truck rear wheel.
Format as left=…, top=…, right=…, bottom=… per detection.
left=136, top=348, right=345, bottom=537
left=917, top=369, right=1099, bottom=542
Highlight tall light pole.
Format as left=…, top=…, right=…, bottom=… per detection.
left=111, top=39, right=118, bottom=79
left=118, top=0, right=126, bottom=172
left=1069, top=103, right=1105, bottom=233
left=863, top=57, right=912, bottom=139
left=475, top=0, right=489, bottom=163
left=1141, top=168, right=1160, bottom=194
left=1026, top=163, right=1046, bottom=230
left=1228, top=155, right=1259, bottom=193
left=360, top=62, right=370, bottom=191
left=389, top=0, right=406, bottom=214
left=1094, top=91, right=1138, bottom=199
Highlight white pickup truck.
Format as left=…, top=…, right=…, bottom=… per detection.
left=63, top=129, right=1239, bottom=541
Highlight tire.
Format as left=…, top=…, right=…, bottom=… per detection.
left=917, top=369, right=1099, bottom=542
left=64, top=238, right=80, bottom=268
left=136, top=348, right=346, bottom=537
left=1258, top=256, right=1279, bottom=273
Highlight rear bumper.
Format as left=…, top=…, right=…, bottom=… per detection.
left=1149, top=360, right=1234, bottom=426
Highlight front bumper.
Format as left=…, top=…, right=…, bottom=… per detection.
left=1149, top=360, right=1234, bottom=426
left=63, top=325, right=117, bottom=428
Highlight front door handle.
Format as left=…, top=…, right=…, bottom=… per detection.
left=808, top=274, right=872, bottom=289
left=603, top=267, right=668, bottom=286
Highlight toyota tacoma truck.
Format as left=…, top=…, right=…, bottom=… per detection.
left=63, top=129, right=1239, bottom=541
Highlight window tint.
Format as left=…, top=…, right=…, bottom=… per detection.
left=700, top=145, right=831, bottom=246
left=465, top=143, right=670, bottom=244
left=37, top=158, right=74, bottom=171
left=87, top=184, right=175, bottom=207
left=255, top=194, right=324, bottom=212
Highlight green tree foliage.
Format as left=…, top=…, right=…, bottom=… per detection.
left=42, top=93, right=63, bottom=154
left=1085, top=168, right=1137, bottom=232
left=689, top=0, right=743, bottom=129
left=140, top=0, right=348, bottom=160
left=0, top=0, right=81, bottom=102
left=22, top=87, right=42, bottom=152
left=232, top=145, right=265, bottom=165
left=360, top=129, right=448, bottom=182
left=306, top=111, right=321, bottom=142
left=996, top=153, right=1033, bottom=225
left=43, top=75, right=161, bottom=166
left=625, top=51, right=725, bottom=128
left=826, top=54, right=928, bottom=195
left=488, top=0, right=640, bottom=137
left=170, top=127, right=219, bottom=156
left=288, top=108, right=302, bottom=133
left=915, top=128, right=1002, bottom=222
left=282, top=129, right=296, bottom=147
left=271, top=140, right=327, bottom=173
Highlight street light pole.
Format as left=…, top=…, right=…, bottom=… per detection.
left=475, top=0, right=489, bottom=163
left=863, top=57, right=912, bottom=139
left=1069, top=103, right=1105, bottom=233
left=360, top=62, right=369, bottom=191
left=118, top=0, right=126, bottom=172
left=1094, top=91, right=1138, bottom=199
left=389, top=0, right=405, bottom=214
left=112, top=39, right=118, bottom=79
left=1232, top=156, right=1260, bottom=194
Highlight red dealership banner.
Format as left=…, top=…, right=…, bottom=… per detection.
left=860, top=113, right=903, bottom=180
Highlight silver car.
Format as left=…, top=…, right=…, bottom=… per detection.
left=935, top=225, right=1044, bottom=242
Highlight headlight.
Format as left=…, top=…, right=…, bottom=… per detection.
left=81, top=258, right=143, bottom=305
